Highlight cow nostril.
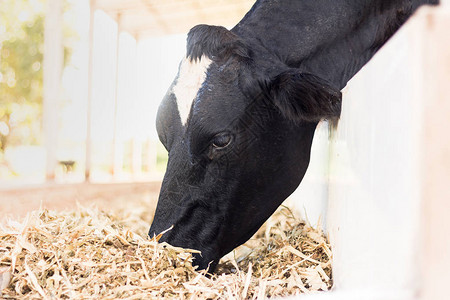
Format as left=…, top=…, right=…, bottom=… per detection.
left=149, top=224, right=175, bottom=242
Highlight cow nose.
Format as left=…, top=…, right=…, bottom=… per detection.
left=149, top=221, right=175, bottom=241
left=148, top=225, right=166, bottom=241
left=148, top=226, right=159, bottom=240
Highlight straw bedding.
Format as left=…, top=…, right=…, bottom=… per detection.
left=0, top=203, right=332, bottom=299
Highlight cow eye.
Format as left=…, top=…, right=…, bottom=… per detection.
left=212, top=133, right=232, bottom=149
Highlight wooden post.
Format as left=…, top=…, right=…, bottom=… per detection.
left=85, top=0, right=95, bottom=182
left=418, top=7, right=450, bottom=300
left=111, top=13, right=122, bottom=177
left=43, top=0, right=63, bottom=181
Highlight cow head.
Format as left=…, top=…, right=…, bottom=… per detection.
left=148, top=25, right=341, bottom=271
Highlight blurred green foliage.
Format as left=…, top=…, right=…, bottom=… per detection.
left=0, top=0, right=74, bottom=156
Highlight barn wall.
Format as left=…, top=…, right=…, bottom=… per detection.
left=413, top=8, right=450, bottom=300
left=290, top=5, right=450, bottom=300
left=327, top=15, right=423, bottom=293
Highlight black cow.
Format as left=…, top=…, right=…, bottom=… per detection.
left=149, top=0, right=438, bottom=271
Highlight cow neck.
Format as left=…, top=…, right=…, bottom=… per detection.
left=232, top=0, right=437, bottom=90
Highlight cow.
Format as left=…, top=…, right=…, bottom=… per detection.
left=148, top=0, right=439, bottom=271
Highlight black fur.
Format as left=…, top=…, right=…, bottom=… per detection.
left=187, top=25, right=252, bottom=63
left=262, top=71, right=342, bottom=123
left=232, top=0, right=439, bottom=89
left=150, top=0, right=439, bottom=272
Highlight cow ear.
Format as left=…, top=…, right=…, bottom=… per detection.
left=186, top=24, right=251, bottom=62
left=264, top=70, right=342, bottom=123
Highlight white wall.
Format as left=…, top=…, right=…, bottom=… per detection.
left=327, top=17, right=423, bottom=293
left=290, top=5, right=450, bottom=300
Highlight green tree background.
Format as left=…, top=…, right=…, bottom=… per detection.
left=0, top=0, right=73, bottom=158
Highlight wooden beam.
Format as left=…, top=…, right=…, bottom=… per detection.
left=111, top=13, right=122, bottom=177
left=94, top=0, right=255, bottom=37
left=85, top=0, right=96, bottom=182
left=43, top=0, right=63, bottom=181
left=140, top=0, right=170, bottom=34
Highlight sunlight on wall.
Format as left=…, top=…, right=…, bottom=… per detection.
left=61, top=2, right=186, bottom=143
left=2, top=0, right=185, bottom=184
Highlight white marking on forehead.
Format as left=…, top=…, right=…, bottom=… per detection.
left=172, top=55, right=212, bottom=126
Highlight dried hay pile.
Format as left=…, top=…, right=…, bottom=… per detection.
left=0, top=204, right=332, bottom=299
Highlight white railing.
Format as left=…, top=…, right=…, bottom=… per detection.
left=290, top=5, right=450, bottom=300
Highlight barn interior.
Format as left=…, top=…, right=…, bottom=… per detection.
left=1, top=0, right=450, bottom=299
